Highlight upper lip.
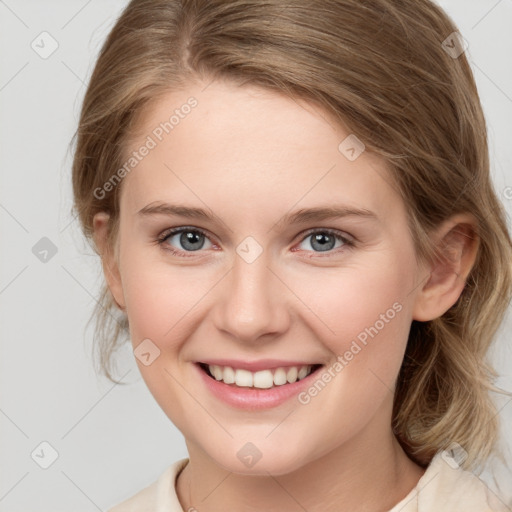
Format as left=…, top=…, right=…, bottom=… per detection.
left=198, top=359, right=321, bottom=372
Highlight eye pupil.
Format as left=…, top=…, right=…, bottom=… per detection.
left=180, top=231, right=205, bottom=251
left=311, top=233, right=335, bottom=252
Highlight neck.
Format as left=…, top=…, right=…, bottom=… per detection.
left=176, top=413, right=425, bottom=512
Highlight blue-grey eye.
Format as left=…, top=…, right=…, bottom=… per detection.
left=298, top=231, right=345, bottom=252
left=166, top=230, right=213, bottom=251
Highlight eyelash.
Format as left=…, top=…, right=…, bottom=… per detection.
left=155, top=226, right=355, bottom=258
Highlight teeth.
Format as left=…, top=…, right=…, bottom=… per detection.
left=223, top=366, right=235, bottom=384
left=212, top=366, right=223, bottom=380
left=207, top=364, right=314, bottom=388
left=297, top=366, right=309, bottom=380
left=286, top=366, right=298, bottom=383
left=235, top=369, right=253, bottom=387
left=273, top=368, right=287, bottom=386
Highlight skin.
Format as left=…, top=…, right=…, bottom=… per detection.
left=94, top=79, right=479, bottom=511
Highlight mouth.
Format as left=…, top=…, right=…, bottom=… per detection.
left=197, top=362, right=323, bottom=389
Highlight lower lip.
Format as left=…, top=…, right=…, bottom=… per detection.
left=195, top=363, right=323, bottom=410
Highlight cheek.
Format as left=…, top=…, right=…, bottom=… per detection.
left=288, top=261, right=414, bottom=445
left=291, top=252, right=416, bottom=386
left=118, top=240, right=210, bottom=342
left=299, top=259, right=412, bottom=337
left=117, top=245, right=210, bottom=425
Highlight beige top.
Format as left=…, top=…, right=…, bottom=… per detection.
left=107, top=451, right=509, bottom=512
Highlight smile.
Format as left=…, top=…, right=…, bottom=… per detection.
left=200, top=363, right=320, bottom=388
left=195, top=360, right=324, bottom=409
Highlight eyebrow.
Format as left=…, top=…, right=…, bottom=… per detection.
left=137, top=202, right=377, bottom=227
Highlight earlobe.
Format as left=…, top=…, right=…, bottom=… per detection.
left=92, top=212, right=126, bottom=311
left=412, top=214, right=479, bottom=322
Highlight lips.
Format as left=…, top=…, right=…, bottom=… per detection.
left=196, top=360, right=324, bottom=410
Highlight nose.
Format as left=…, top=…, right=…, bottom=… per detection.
left=212, top=250, right=291, bottom=344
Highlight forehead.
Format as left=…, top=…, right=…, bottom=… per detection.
left=120, top=80, right=403, bottom=226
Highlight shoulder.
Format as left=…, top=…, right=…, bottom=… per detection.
left=106, top=458, right=189, bottom=512
left=389, top=451, right=510, bottom=512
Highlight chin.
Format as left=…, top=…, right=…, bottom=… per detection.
left=201, top=437, right=318, bottom=477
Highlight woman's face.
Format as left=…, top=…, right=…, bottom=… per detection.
left=106, top=79, right=428, bottom=475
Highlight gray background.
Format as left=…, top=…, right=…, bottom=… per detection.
left=0, top=1, right=511, bottom=510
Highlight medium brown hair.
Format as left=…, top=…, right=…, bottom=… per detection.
left=71, top=0, right=512, bottom=470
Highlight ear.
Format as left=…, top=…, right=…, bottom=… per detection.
left=412, top=213, right=479, bottom=322
left=93, top=212, right=126, bottom=311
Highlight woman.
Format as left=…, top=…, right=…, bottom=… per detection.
left=71, top=1, right=512, bottom=510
